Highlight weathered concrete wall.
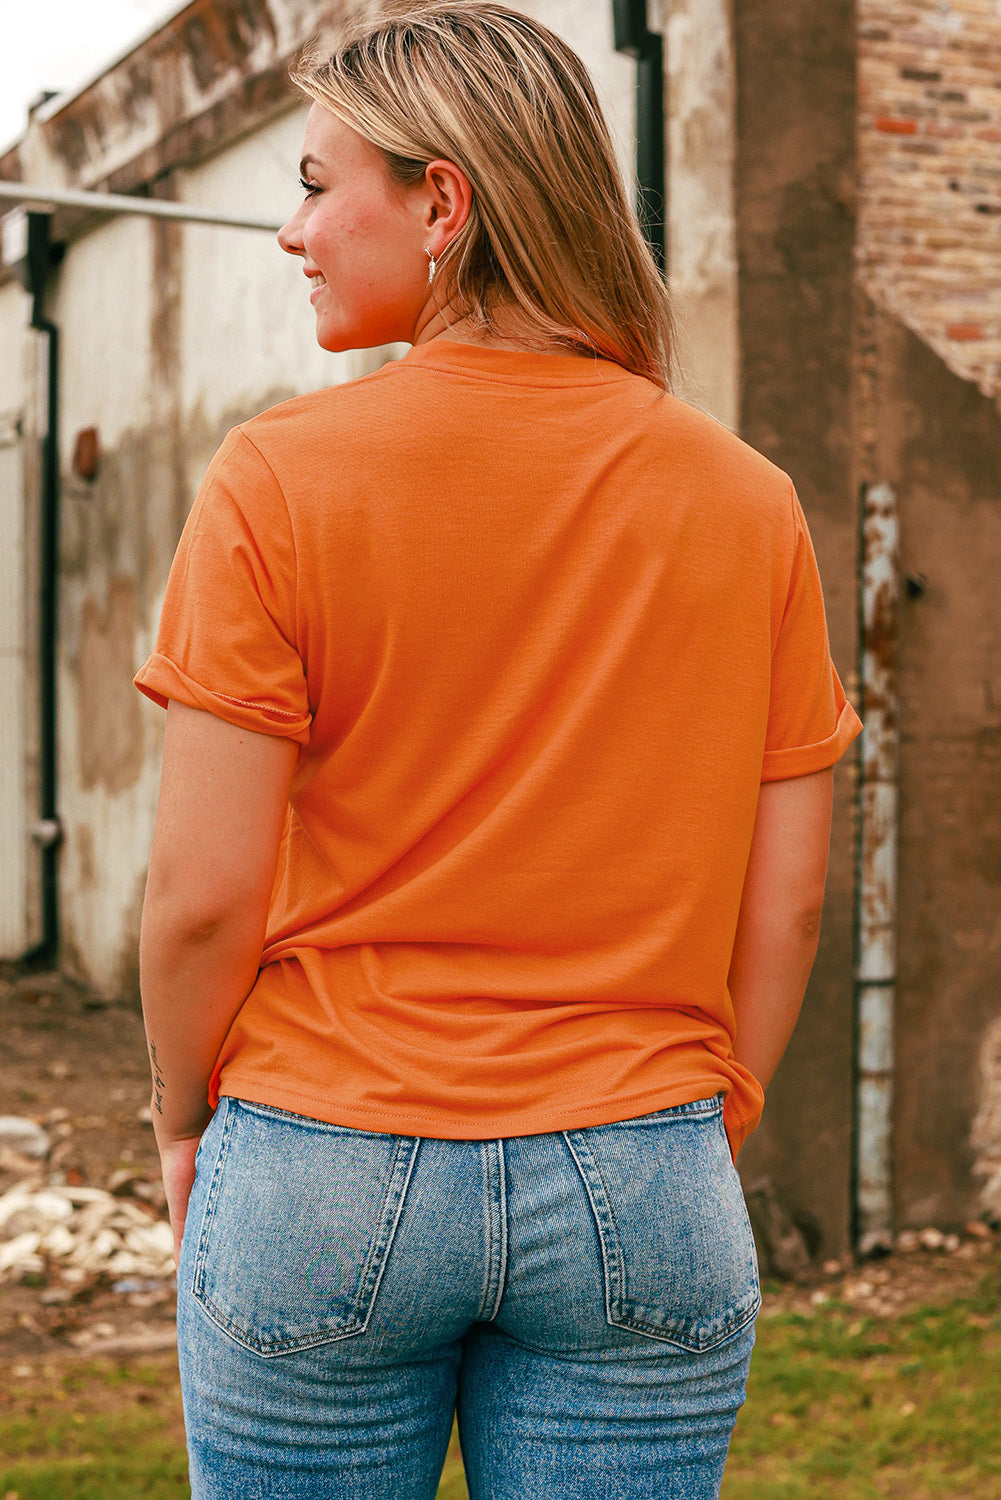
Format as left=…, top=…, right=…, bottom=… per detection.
left=852, top=3, right=1001, bottom=1236
left=2, top=0, right=341, bottom=199
left=732, top=0, right=859, bottom=1254
left=177, top=107, right=345, bottom=455
left=52, top=214, right=162, bottom=994
left=48, top=110, right=337, bottom=996
left=863, top=307, right=1001, bottom=1229
left=972, top=1016, right=1001, bottom=1222
left=665, top=0, right=740, bottom=428
left=0, top=284, right=37, bottom=955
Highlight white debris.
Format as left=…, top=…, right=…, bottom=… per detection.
left=0, top=1116, right=51, bottom=1158
left=0, top=1230, right=43, bottom=1275
left=39, top=1223, right=76, bottom=1258
left=0, top=1186, right=74, bottom=1236
left=0, top=1177, right=174, bottom=1284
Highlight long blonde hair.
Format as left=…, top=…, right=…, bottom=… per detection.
left=291, top=3, right=674, bottom=388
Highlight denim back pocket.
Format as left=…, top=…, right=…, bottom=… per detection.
left=564, top=1096, right=759, bottom=1352
left=190, top=1099, right=418, bottom=1357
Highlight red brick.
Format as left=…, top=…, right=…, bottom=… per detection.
left=876, top=116, right=919, bottom=134
left=946, top=323, right=986, bottom=339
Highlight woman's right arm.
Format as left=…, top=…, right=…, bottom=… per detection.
left=727, top=767, right=834, bottom=1092
left=140, top=700, right=299, bottom=1257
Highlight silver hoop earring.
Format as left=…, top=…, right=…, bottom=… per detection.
left=425, top=247, right=437, bottom=284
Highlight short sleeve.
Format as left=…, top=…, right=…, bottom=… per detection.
left=760, top=486, right=861, bottom=781
left=134, top=428, right=312, bottom=744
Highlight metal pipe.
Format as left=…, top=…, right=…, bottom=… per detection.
left=23, top=213, right=62, bottom=964
left=612, top=0, right=666, bottom=272
left=854, top=481, right=900, bottom=1254
left=0, top=179, right=283, bottom=233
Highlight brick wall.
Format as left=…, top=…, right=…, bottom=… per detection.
left=858, top=0, right=1001, bottom=399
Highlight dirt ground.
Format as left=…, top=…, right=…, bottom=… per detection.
left=2, top=963, right=999, bottom=1366
left=0, top=965, right=174, bottom=1361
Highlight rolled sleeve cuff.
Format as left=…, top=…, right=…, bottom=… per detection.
left=761, top=698, right=862, bottom=783
left=134, top=653, right=312, bottom=745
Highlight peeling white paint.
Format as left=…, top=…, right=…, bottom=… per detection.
left=971, top=1014, right=1001, bottom=1221
left=665, top=0, right=740, bottom=427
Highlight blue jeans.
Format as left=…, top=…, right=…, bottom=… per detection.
left=177, top=1093, right=758, bottom=1499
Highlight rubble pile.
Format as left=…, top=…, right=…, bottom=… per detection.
left=0, top=1115, right=173, bottom=1292
left=0, top=1178, right=173, bottom=1286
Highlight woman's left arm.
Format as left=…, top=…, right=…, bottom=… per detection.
left=140, top=700, right=299, bottom=1258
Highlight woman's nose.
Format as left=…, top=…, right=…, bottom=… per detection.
left=278, top=206, right=305, bottom=256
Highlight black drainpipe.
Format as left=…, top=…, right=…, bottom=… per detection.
left=613, top=0, right=666, bottom=272
left=21, top=210, right=62, bottom=964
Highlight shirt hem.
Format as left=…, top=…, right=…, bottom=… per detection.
left=216, top=1071, right=760, bottom=1154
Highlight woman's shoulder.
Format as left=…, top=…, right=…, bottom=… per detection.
left=644, top=391, right=796, bottom=525
left=239, top=361, right=402, bottom=447
left=657, top=392, right=788, bottom=482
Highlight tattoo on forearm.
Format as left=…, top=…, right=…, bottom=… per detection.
left=149, top=1039, right=166, bottom=1115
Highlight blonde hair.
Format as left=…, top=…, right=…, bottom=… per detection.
left=291, top=3, right=674, bottom=388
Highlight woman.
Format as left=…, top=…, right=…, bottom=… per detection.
left=135, top=5, right=860, bottom=1496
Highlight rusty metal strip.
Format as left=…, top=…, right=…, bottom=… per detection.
left=856, top=480, right=900, bottom=1254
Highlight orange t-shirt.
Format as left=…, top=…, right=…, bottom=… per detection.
left=135, top=339, right=861, bottom=1156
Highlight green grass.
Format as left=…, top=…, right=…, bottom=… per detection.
left=0, top=1358, right=188, bottom=1498
left=2, top=1274, right=999, bottom=1498
left=721, top=1269, right=1001, bottom=1499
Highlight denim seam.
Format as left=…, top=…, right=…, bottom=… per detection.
left=479, top=1139, right=508, bottom=1323
left=352, top=1135, right=422, bottom=1337
left=598, top=1095, right=723, bottom=1130
left=562, top=1131, right=625, bottom=1324
left=191, top=1098, right=237, bottom=1302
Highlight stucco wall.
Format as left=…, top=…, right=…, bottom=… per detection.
left=53, top=214, right=160, bottom=991
left=48, top=107, right=373, bottom=994
left=731, top=0, right=860, bottom=1255
left=864, top=308, right=1001, bottom=1230
left=0, top=284, right=37, bottom=956
left=665, top=0, right=740, bottom=429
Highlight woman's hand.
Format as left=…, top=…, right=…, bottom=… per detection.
left=154, top=1123, right=207, bottom=1265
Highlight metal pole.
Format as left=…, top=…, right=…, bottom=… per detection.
left=0, top=179, right=283, bottom=233
left=612, top=0, right=666, bottom=273
left=855, top=480, right=900, bottom=1255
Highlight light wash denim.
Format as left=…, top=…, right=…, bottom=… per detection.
left=177, top=1093, right=759, bottom=1499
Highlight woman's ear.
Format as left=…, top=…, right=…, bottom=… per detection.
left=423, top=159, right=473, bottom=252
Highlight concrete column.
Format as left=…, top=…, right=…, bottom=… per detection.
left=664, top=0, right=740, bottom=427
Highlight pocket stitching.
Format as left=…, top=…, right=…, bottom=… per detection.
left=563, top=1131, right=624, bottom=1322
